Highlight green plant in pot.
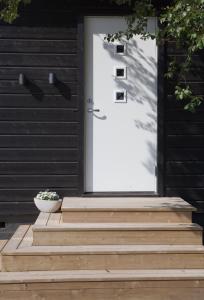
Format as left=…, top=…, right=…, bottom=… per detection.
left=34, top=189, right=62, bottom=213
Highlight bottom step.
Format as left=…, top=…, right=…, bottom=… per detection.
left=0, top=269, right=204, bottom=300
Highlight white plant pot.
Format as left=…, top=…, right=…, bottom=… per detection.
left=34, top=198, right=62, bottom=213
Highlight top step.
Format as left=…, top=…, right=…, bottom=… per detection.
left=62, top=197, right=195, bottom=212
left=62, top=197, right=196, bottom=223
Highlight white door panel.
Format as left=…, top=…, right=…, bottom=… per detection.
left=85, top=17, right=158, bottom=192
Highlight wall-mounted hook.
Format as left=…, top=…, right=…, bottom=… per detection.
left=19, top=73, right=25, bottom=85
left=49, top=73, right=55, bottom=85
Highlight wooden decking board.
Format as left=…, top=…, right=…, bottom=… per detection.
left=0, top=240, right=7, bottom=252
left=60, top=213, right=62, bottom=224
left=62, top=211, right=193, bottom=223
left=33, top=220, right=202, bottom=231
left=47, top=213, right=61, bottom=226
left=1, top=269, right=204, bottom=283
left=62, top=197, right=196, bottom=212
left=1, top=279, right=204, bottom=289
left=1, top=225, right=30, bottom=254
left=0, top=240, right=8, bottom=272
left=19, top=226, right=33, bottom=249
left=33, top=227, right=202, bottom=246
left=5, top=244, right=204, bottom=255
left=1, top=286, right=204, bottom=300
left=35, top=213, right=50, bottom=226
left=3, top=252, right=204, bottom=271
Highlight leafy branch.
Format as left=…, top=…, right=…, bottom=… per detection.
left=109, top=0, right=204, bottom=112
left=0, top=0, right=30, bottom=23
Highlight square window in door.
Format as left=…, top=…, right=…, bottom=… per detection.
left=114, top=90, right=127, bottom=103
left=114, top=66, right=126, bottom=79
left=115, top=43, right=126, bottom=55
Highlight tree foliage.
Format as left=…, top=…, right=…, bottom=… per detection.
left=0, top=0, right=204, bottom=111
left=0, top=0, right=30, bottom=23
left=108, top=0, right=204, bottom=112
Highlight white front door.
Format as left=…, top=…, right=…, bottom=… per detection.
left=85, top=17, right=158, bottom=192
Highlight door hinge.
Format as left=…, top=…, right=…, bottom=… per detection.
left=155, top=166, right=158, bottom=176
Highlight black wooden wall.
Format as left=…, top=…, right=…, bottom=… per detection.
left=0, top=0, right=203, bottom=225
left=0, top=1, right=82, bottom=222
left=0, top=0, right=127, bottom=223
left=165, top=44, right=204, bottom=225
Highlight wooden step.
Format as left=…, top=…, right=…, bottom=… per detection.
left=32, top=213, right=203, bottom=246
left=0, top=240, right=8, bottom=271
left=2, top=225, right=204, bottom=272
left=62, top=197, right=195, bottom=223
left=1, top=269, right=204, bottom=300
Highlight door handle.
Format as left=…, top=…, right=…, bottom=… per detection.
left=87, top=108, right=100, bottom=113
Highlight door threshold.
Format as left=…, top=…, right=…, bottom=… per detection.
left=82, top=192, right=159, bottom=197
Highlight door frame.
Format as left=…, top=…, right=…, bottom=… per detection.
left=77, top=15, right=165, bottom=197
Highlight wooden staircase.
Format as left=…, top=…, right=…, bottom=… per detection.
left=1, top=197, right=204, bottom=299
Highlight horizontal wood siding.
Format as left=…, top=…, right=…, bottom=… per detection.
left=0, top=2, right=81, bottom=222
left=0, top=0, right=128, bottom=222
left=0, top=0, right=203, bottom=225
left=165, top=42, right=204, bottom=224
